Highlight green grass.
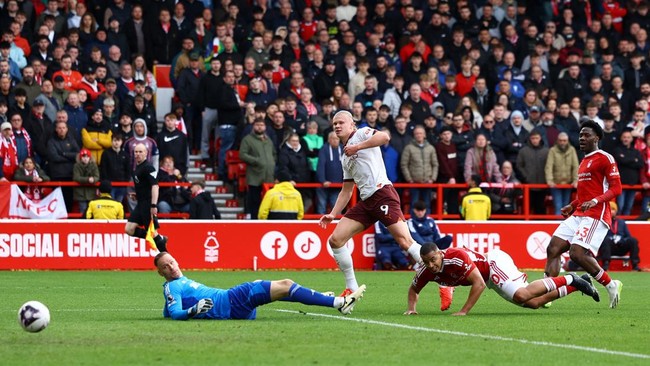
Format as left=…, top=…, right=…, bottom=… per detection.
left=1, top=270, right=649, bottom=365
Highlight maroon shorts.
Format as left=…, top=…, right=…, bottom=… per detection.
left=344, top=185, right=405, bottom=229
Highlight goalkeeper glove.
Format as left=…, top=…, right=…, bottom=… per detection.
left=187, top=298, right=214, bottom=317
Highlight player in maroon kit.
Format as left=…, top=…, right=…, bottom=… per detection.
left=544, top=121, right=623, bottom=309
left=405, top=242, right=599, bottom=316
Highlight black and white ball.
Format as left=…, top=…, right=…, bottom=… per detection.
left=18, top=301, right=50, bottom=333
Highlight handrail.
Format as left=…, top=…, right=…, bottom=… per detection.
left=262, top=182, right=648, bottom=221
left=2, top=181, right=191, bottom=187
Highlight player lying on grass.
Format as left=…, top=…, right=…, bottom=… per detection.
left=155, top=252, right=366, bottom=320
left=405, top=242, right=600, bottom=316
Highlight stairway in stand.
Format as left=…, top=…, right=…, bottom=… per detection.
left=186, top=154, right=245, bottom=219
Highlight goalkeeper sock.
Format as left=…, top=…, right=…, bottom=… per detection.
left=332, top=245, right=358, bottom=291
left=282, top=283, right=336, bottom=307
left=133, top=227, right=147, bottom=239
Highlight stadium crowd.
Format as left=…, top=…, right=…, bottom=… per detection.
left=1, top=0, right=650, bottom=218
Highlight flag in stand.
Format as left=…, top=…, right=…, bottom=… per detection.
left=145, top=219, right=157, bottom=251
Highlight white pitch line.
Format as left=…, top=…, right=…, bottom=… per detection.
left=274, top=309, right=650, bottom=360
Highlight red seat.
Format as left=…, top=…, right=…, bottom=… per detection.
left=226, top=150, right=240, bottom=164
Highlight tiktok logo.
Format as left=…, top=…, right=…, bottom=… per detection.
left=293, top=231, right=321, bottom=260
left=260, top=231, right=289, bottom=260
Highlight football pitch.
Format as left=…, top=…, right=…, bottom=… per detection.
left=2, top=270, right=649, bottom=366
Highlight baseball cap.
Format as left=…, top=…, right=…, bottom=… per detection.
left=80, top=148, right=91, bottom=157
left=105, top=78, right=116, bottom=85
left=84, top=65, right=95, bottom=74
left=189, top=52, right=200, bottom=61
left=53, top=75, right=65, bottom=82
left=565, top=33, right=575, bottom=41
left=33, top=99, right=45, bottom=107
left=1, top=122, right=11, bottom=130
left=325, top=57, right=336, bottom=65
left=530, top=105, right=541, bottom=113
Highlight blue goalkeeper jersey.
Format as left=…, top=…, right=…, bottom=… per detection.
left=162, top=276, right=231, bottom=320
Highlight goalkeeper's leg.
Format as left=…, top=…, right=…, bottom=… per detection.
left=274, top=279, right=344, bottom=308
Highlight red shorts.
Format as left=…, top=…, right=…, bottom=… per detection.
left=344, top=185, right=405, bottom=229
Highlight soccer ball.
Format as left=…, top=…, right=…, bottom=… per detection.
left=18, top=301, right=50, bottom=333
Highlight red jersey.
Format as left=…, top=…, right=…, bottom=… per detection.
left=411, top=248, right=489, bottom=291
left=52, top=70, right=83, bottom=91
left=571, top=149, right=622, bottom=227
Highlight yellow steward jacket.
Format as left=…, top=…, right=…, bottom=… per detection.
left=86, top=193, right=125, bottom=219
left=460, top=187, right=491, bottom=221
left=258, top=182, right=304, bottom=220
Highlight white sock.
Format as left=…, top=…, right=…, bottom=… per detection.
left=333, top=297, right=344, bottom=308
left=564, top=274, right=574, bottom=286
left=332, top=246, right=358, bottom=291
left=407, top=242, right=422, bottom=262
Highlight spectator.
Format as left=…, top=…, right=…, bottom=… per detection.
left=389, top=115, right=412, bottom=155
left=373, top=221, right=410, bottom=270
left=99, top=133, right=129, bottom=204
left=148, top=8, right=180, bottom=65
left=175, top=52, right=204, bottom=148
left=156, top=156, right=191, bottom=214
left=9, top=112, right=31, bottom=165
left=614, top=130, right=644, bottom=216
left=52, top=54, right=82, bottom=91
left=503, top=110, right=530, bottom=170
left=460, top=174, right=491, bottom=221
left=13, top=157, right=50, bottom=200
left=401, top=125, right=438, bottom=213
left=215, top=70, right=243, bottom=181
left=380, top=128, right=400, bottom=184
left=198, top=57, right=222, bottom=168
left=189, top=179, right=221, bottom=220
left=450, top=113, right=474, bottom=181
left=490, top=161, right=522, bottom=214
left=544, top=132, right=579, bottom=215
left=85, top=180, right=124, bottom=219
left=382, top=75, right=406, bottom=118
left=156, top=113, right=189, bottom=176
left=599, top=202, right=641, bottom=271
left=316, top=131, right=343, bottom=215
left=0, top=121, right=18, bottom=179
left=278, top=132, right=312, bottom=209
left=82, top=108, right=112, bottom=165
left=435, top=126, right=459, bottom=215
left=124, top=118, right=159, bottom=175
left=78, top=66, right=106, bottom=103
left=516, top=130, right=550, bottom=215
left=302, top=121, right=323, bottom=180
left=73, top=148, right=100, bottom=214
left=239, top=118, right=276, bottom=219
left=464, top=133, right=502, bottom=184
left=46, top=120, right=80, bottom=212
left=258, top=170, right=304, bottom=220
left=63, top=92, right=88, bottom=146
left=407, top=200, right=444, bottom=246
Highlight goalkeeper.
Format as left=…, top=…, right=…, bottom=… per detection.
left=155, top=252, right=366, bottom=320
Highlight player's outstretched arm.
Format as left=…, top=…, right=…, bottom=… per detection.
left=319, top=181, right=355, bottom=228
left=453, top=268, right=486, bottom=316
left=404, top=285, right=421, bottom=315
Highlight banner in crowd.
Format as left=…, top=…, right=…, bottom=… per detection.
left=0, top=221, right=648, bottom=270
left=8, top=185, right=68, bottom=219
left=0, top=184, right=9, bottom=218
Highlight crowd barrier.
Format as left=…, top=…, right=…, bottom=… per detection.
left=263, top=182, right=650, bottom=220
left=0, top=220, right=647, bottom=271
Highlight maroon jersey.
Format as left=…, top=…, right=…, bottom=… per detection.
left=572, top=150, right=622, bottom=227
left=412, top=248, right=490, bottom=291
